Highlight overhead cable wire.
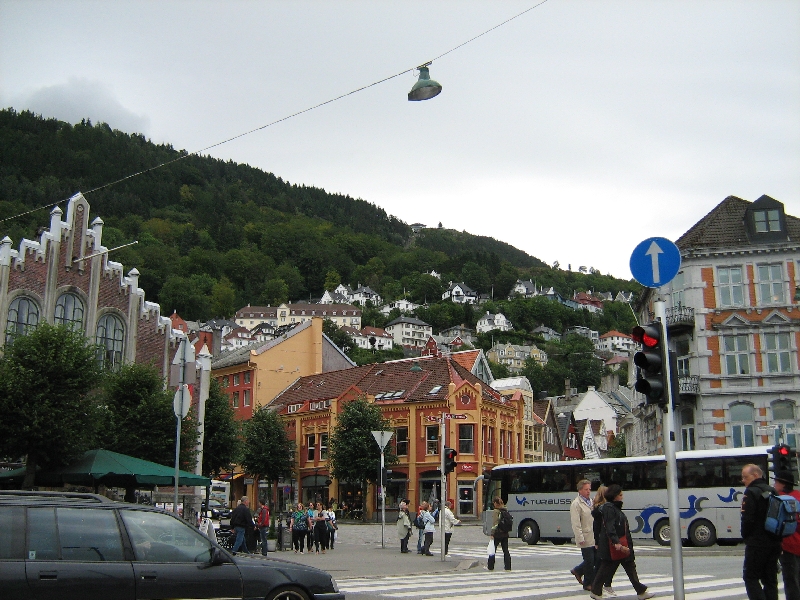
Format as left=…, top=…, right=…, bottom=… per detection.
left=1, top=0, right=551, bottom=226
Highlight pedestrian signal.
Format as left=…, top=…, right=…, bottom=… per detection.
left=444, top=447, right=458, bottom=473
left=632, top=322, right=666, bottom=406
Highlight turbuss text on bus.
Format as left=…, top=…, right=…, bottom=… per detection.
left=482, top=446, right=774, bottom=547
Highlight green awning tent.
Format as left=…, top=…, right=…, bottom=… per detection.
left=0, top=449, right=210, bottom=489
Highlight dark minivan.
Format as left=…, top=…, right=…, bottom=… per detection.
left=0, top=490, right=344, bottom=600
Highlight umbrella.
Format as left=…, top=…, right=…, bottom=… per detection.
left=0, top=449, right=210, bottom=488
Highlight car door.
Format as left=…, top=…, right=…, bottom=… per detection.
left=25, top=506, right=135, bottom=600
left=120, top=509, right=242, bottom=600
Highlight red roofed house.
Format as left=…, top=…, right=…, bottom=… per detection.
left=268, top=354, right=523, bottom=520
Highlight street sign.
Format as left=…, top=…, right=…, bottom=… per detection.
left=447, top=413, right=467, bottom=420
left=371, top=430, right=393, bottom=450
left=630, top=237, right=681, bottom=288
left=173, top=384, right=190, bottom=418
left=426, top=415, right=439, bottom=422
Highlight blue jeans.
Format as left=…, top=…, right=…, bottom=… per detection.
left=258, top=527, right=269, bottom=555
left=574, top=545, right=597, bottom=586
left=231, top=526, right=250, bottom=553
left=417, top=529, right=424, bottom=552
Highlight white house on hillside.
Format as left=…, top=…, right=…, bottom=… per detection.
left=442, top=282, right=477, bottom=304
left=476, top=311, right=513, bottom=333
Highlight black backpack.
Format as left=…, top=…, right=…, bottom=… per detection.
left=414, top=513, right=425, bottom=529
left=497, top=509, right=513, bottom=533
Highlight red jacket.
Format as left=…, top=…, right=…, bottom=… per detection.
left=256, top=505, right=270, bottom=528
left=782, top=490, right=800, bottom=556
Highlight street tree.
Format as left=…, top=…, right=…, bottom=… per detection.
left=97, top=362, right=198, bottom=470
left=0, top=324, right=103, bottom=488
left=241, top=408, right=295, bottom=502
left=202, top=378, right=243, bottom=477
left=328, top=397, right=396, bottom=520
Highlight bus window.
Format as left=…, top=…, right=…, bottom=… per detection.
left=640, top=461, right=667, bottom=489
left=723, top=455, right=767, bottom=487
left=485, top=476, right=504, bottom=511
left=680, top=458, right=724, bottom=488
left=608, top=463, right=643, bottom=490
left=574, top=467, right=606, bottom=491
left=539, top=466, right=573, bottom=492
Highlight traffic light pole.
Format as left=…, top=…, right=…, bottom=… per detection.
left=440, top=417, right=446, bottom=562
left=654, top=300, right=685, bottom=600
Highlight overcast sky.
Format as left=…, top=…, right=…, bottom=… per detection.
left=1, top=0, right=798, bottom=280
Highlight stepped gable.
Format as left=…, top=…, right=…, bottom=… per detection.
left=676, top=195, right=800, bottom=250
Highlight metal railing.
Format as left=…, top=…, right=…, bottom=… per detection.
left=678, top=375, right=699, bottom=394
left=665, top=305, right=694, bottom=328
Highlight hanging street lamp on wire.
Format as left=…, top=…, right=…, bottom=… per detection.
left=408, top=62, right=442, bottom=101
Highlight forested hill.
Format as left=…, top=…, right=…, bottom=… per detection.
left=0, top=109, right=637, bottom=322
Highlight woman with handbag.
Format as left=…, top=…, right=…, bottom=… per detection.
left=589, top=485, right=654, bottom=600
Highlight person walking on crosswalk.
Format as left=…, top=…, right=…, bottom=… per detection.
left=570, top=479, right=595, bottom=590
left=487, top=496, right=512, bottom=571
left=589, top=485, right=653, bottom=599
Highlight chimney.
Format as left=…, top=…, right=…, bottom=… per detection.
left=212, top=327, right=222, bottom=356
left=564, top=379, right=571, bottom=399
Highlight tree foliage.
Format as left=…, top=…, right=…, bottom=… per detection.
left=96, top=362, right=198, bottom=470
left=0, top=324, right=103, bottom=486
left=201, top=378, right=243, bottom=477
left=241, top=408, right=295, bottom=483
left=328, top=397, right=396, bottom=488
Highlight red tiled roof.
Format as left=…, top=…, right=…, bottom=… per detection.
left=451, top=350, right=479, bottom=372
left=599, top=330, right=631, bottom=339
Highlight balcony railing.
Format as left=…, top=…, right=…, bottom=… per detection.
left=678, top=375, right=700, bottom=395
left=665, top=305, right=695, bottom=329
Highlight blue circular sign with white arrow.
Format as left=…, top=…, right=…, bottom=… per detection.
left=629, top=237, right=682, bottom=288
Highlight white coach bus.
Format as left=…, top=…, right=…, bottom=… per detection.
left=482, top=446, right=773, bottom=547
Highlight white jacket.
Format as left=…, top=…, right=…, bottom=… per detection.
left=442, top=506, right=460, bottom=533
left=570, top=495, right=595, bottom=547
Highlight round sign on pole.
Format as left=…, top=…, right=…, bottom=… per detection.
left=173, top=384, right=190, bottom=419
left=630, top=237, right=682, bottom=288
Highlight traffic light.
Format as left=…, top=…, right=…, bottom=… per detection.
left=770, top=444, right=793, bottom=473
left=444, top=447, right=458, bottom=473
left=381, top=468, right=393, bottom=482
left=632, top=322, right=666, bottom=406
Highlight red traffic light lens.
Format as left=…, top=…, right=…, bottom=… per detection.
left=632, top=324, right=660, bottom=348
left=779, top=446, right=790, bottom=456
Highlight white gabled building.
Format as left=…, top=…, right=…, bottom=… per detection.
left=442, top=282, right=478, bottom=304
left=385, top=316, right=432, bottom=351
left=596, top=330, right=636, bottom=355
left=476, top=311, right=513, bottom=333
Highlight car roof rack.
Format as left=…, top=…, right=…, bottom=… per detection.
left=0, top=490, right=114, bottom=504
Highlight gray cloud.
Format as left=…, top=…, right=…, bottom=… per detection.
left=16, top=78, right=150, bottom=135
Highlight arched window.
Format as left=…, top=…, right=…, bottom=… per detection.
left=730, top=403, right=755, bottom=448
left=772, top=401, right=797, bottom=447
left=54, top=293, right=84, bottom=330
left=680, top=408, right=696, bottom=451
left=6, top=296, right=40, bottom=343
left=96, top=313, right=125, bottom=370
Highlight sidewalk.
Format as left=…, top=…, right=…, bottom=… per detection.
left=264, top=523, right=479, bottom=579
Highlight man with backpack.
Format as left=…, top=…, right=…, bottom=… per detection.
left=488, top=496, right=512, bottom=571
left=740, top=464, right=783, bottom=600
left=773, top=471, right=800, bottom=600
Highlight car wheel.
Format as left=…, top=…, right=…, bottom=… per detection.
left=653, top=519, right=671, bottom=546
left=265, top=586, right=311, bottom=600
left=519, top=520, right=540, bottom=545
left=688, top=519, right=716, bottom=547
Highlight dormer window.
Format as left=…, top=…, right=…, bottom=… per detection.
left=745, top=195, right=787, bottom=242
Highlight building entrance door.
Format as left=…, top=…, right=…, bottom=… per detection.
left=457, top=482, right=474, bottom=517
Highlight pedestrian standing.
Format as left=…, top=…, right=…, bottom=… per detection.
left=290, top=502, right=308, bottom=554
left=442, top=500, right=460, bottom=555
left=415, top=505, right=426, bottom=554
left=740, top=464, right=784, bottom=600
left=773, top=470, right=800, bottom=600
left=255, top=500, right=270, bottom=556
left=305, top=504, right=315, bottom=551
left=590, top=485, right=653, bottom=600
left=229, top=496, right=253, bottom=554
left=325, top=505, right=338, bottom=550
left=487, top=496, right=512, bottom=571
left=570, top=479, right=595, bottom=589
left=397, top=501, right=412, bottom=553
left=420, top=501, right=436, bottom=556
left=591, top=486, right=617, bottom=596
left=312, top=502, right=329, bottom=553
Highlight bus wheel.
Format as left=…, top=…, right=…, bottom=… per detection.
left=520, top=520, right=540, bottom=545
left=688, top=520, right=716, bottom=547
left=653, top=519, right=671, bottom=546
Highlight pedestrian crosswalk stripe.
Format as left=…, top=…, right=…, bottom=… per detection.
left=335, top=570, right=760, bottom=600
